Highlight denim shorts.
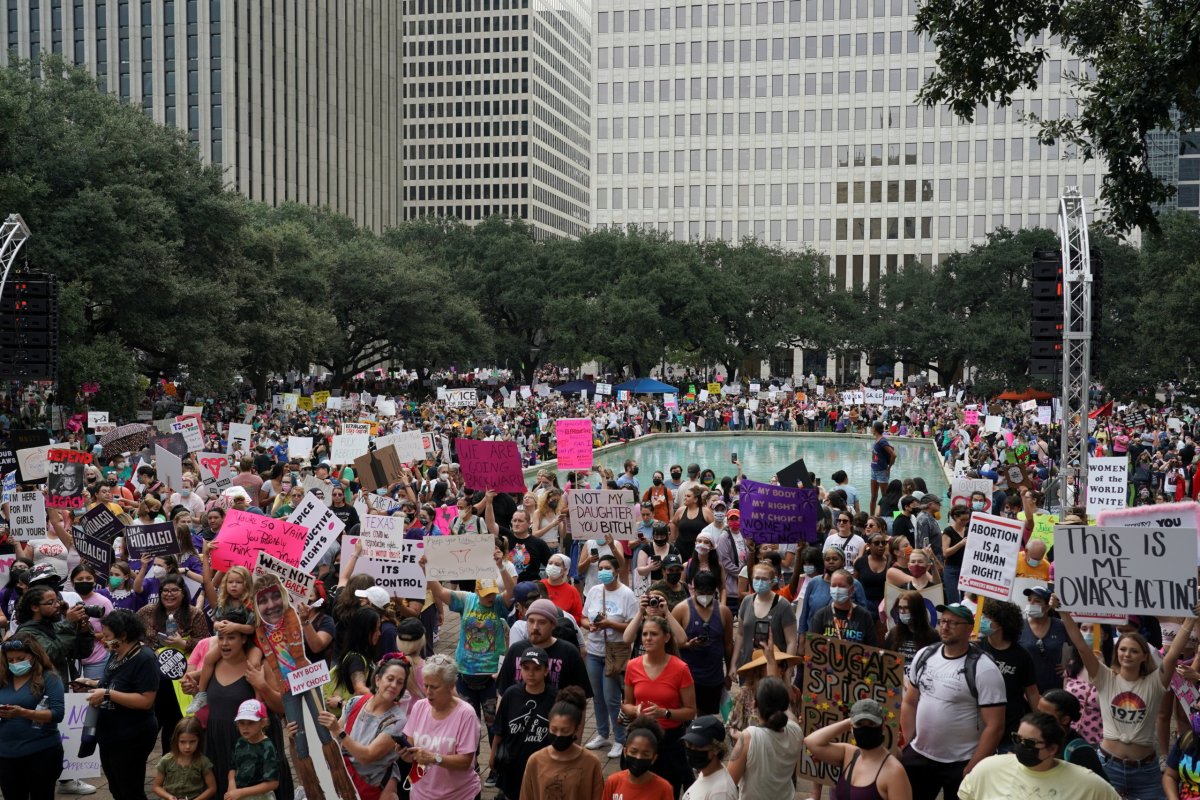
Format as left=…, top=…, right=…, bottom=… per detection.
left=871, top=466, right=891, bottom=483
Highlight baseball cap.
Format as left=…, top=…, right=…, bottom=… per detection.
left=354, top=586, right=390, bottom=609
left=936, top=603, right=975, bottom=622
left=850, top=699, right=885, bottom=725
left=662, top=554, right=683, bottom=569
left=476, top=579, right=500, bottom=597
left=519, top=647, right=549, bottom=667
left=396, top=618, right=425, bottom=642
left=235, top=698, right=267, bottom=722
left=513, top=581, right=541, bottom=604
left=922, top=494, right=942, bottom=506
left=1022, top=586, right=1052, bottom=602
left=681, top=715, right=726, bottom=747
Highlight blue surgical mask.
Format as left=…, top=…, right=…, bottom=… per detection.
left=898, top=612, right=912, bottom=625
left=830, top=587, right=850, bottom=604
left=597, top=569, right=615, bottom=585
left=1082, top=630, right=1095, bottom=648
left=1026, top=557, right=1042, bottom=568
left=979, top=618, right=994, bottom=637
left=8, top=660, right=31, bottom=676
left=753, top=579, right=772, bottom=595
left=971, top=501, right=985, bottom=511
left=803, top=565, right=816, bottom=576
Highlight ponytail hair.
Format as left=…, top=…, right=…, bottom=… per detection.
left=549, top=685, right=587, bottom=727
left=756, top=676, right=791, bottom=732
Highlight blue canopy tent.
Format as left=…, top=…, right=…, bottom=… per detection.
left=553, top=379, right=597, bottom=394
left=613, top=377, right=679, bottom=394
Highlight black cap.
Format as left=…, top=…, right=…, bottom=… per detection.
left=681, top=715, right=726, bottom=747
left=396, top=618, right=425, bottom=642
left=662, top=554, right=683, bottom=569
left=513, top=581, right=541, bottom=604
left=519, top=647, right=549, bottom=667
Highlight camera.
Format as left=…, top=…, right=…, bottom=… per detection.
left=592, top=612, right=605, bottom=624
left=648, top=597, right=662, bottom=608
left=78, top=604, right=106, bottom=619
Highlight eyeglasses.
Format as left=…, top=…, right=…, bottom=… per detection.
left=0, top=640, right=26, bottom=652
left=38, top=600, right=59, bottom=607
left=938, top=617, right=972, bottom=627
left=838, top=518, right=851, bottom=524
left=1011, top=733, right=1046, bottom=749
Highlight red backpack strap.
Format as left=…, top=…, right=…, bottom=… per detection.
left=343, top=693, right=373, bottom=738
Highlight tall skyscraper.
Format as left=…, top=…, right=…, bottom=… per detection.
left=592, top=0, right=1103, bottom=283
left=2, top=0, right=403, bottom=232
left=400, top=0, right=592, bottom=239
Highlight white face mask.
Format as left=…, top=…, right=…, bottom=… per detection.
left=1025, top=604, right=1046, bottom=619
left=149, top=565, right=166, bottom=580
left=545, top=564, right=564, bottom=581
left=696, top=594, right=714, bottom=608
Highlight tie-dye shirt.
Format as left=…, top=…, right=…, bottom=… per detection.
left=448, top=591, right=509, bottom=675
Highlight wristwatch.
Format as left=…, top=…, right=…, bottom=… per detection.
left=434, top=753, right=443, bottom=765
left=338, top=730, right=347, bottom=740
left=664, top=709, right=672, bottom=720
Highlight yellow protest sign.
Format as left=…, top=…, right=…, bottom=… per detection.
left=297, top=396, right=313, bottom=411
left=707, top=383, right=721, bottom=395
left=313, top=391, right=330, bottom=406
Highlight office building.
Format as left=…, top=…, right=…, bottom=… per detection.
left=592, top=0, right=1104, bottom=378
left=2, top=0, right=403, bottom=231
left=400, top=0, right=592, bottom=239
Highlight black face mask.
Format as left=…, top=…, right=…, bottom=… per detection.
left=624, top=755, right=654, bottom=777
left=665, top=571, right=682, bottom=584
left=550, top=734, right=575, bottom=752
left=853, top=725, right=885, bottom=750
left=1014, top=743, right=1045, bottom=768
left=685, top=747, right=712, bottom=770
left=74, top=582, right=95, bottom=596
left=671, top=473, right=682, bottom=481
left=653, top=536, right=668, bottom=545
left=653, top=477, right=663, bottom=486
left=631, top=466, right=640, bottom=476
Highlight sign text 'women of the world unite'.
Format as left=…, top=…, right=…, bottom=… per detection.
left=1055, top=524, right=1199, bottom=616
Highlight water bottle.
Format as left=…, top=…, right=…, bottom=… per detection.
left=165, top=612, right=178, bottom=637
left=30, top=694, right=49, bottom=731
left=78, top=704, right=99, bottom=757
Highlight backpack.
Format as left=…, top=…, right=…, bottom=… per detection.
left=911, top=643, right=991, bottom=699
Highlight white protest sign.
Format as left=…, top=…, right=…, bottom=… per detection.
left=377, top=399, right=397, bottom=417
left=1086, top=456, right=1128, bottom=516
left=864, top=388, right=884, bottom=405
left=504, top=394, right=517, bottom=408
left=288, top=494, right=345, bottom=571
left=303, top=475, right=329, bottom=504
left=61, top=694, right=103, bottom=779
left=1037, top=406, right=1052, bottom=425
left=984, top=415, right=1003, bottom=433
left=87, top=411, right=109, bottom=427
left=1020, top=399, right=1038, bottom=411
left=227, top=422, right=253, bottom=452
left=360, top=546, right=427, bottom=600
left=698, top=389, right=709, bottom=402
left=182, top=405, right=204, bottom=417
left=445, top=388, right=477, bottom=408
left=330, top=434, right=370, bottom=464
left=950, top=478, right=994, bottom=512
left=327, top=397, right=343, bottom=410
left=282, top=393, right=299, bottom=411
left=254, top=550, right=315, bottom=603
left=155, top=445, right=183, bottom=491
left=1056, top=525, right=1199, bottom=616
left=16, top=445, right=51, bottom=482
left=343, top=423, right=371, bottom=436
left=884, top=393, right=903, bottom=408
left=288, top=436, right=313, bottom=461
left=287, top=660, right=331, bottom=695
left=423, top=533, right=496, bottom=581
left=1097, top=501, right=1200, bottom=566
left=197, top=452, right=233, bottom=493
left=375, top=430, right=428, bottom=463
left=520, top=386, right=532, bottom=399
left=570, top=489, right=640, bottom=540
left=170, top=417, right=204, bottom=452
left=356, top=515, right=408, bottom=560
left=596, top=382, right=612, bottom=396
left=957, top=511, right=1023, bottom=601
left=9, top=491, right=47, bottom=541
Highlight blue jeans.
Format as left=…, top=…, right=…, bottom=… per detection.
left=282, top=687, right=332, bottom=760
left=1098, top=750, right=1166, bottom=800
left=586, top=653, right=625, bottom=743
left=941, top=564, right=961, bottom=604
left=81, top=655, right=109, bottom=681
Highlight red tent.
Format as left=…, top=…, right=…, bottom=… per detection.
left=994, top=387, right=1054, bottom=402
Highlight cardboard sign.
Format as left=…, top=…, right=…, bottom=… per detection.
left=984, top=415, right=1003, bottom=433
left=739, top=478, right=820, bottom=544
left=1037, top=406, right=1052, bottom=425
left=287, top=660, right=332, bottom=695
left=357, top=515, right=408, bottom=559
left=555, top=418, right=593, bottom=471
left=151, top=433, right=190, bottom=460
left=354, top=446, right=405, bottom=493
left=375, top=431, right=428, bottom=463
left=327, top=397, right=343, bottom=410
left=288, top=494, right=346, bottom=572
left=211, top=510, right=308, bottom=571
left=312, top=391, right=331, bottom=407
left=170, top=417, right=203, bottom=452
left=302, top=475, right=329, bottom=505
left=571, top=489, right=639, bottom=540
left=330, top=434, right=370, bottom=464
left=47, top=449, right=90, bottom=509
left=9, top=429, right=49, bottom=483
left=155, top=445, right=184, bottom=492
left=255, top=550, right=315, bottom=604
left=1056, top=525, right=1199, bottom=616
left=377, top=399, right=397, bottom=418
left=949, top=478, right=993, bottom=512
left=360, top=546, right=427, bottom=600
left=957, top=511, right=1024, bottom=601
left=445, top=388, right=477, bottom=408
left=9, top=491, right=47, bottom=541
left=288, top=436, right=313, bottom=461
left=423, top=533, right=496, bottom=581
left=799, top=636, right=904, bottom=786
left=75, top=526, right=115, bottom=573
left=61, top=694, right=103, bottom=779
left=1087, top=456, right=1128, bottom=515
left=775, top=457, right=813, bottom=489
left=1097, top=501, right=1200, bottom=566
left=197, top=451, right=233, bottom=494
left=457, top=440, right=527, bottom=494
left=87, top=411, right=109, bottom=427
left=15, top=444, right=52, bottom=483
left=227, top=422, right=253, bottom=453
left=125, top=522, right=183, bottom=560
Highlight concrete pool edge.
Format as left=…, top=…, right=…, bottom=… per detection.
left=522, top=430, right=953, bottom=484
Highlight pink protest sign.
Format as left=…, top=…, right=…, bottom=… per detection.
left=964, top=408, right=979, bottom=426
left=433, top=504, right=456, bottom=535
left=555, top=418, right=593, bottom=470
left=211, top=509, right=307, bottom=571
left=456, top=439, right=528, bottom=494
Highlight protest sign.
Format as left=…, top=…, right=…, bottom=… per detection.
left=1, top=470, right=15, bottom=501
left=288, top=436, right=313, bottom=461
left=1097, top=501, right=1200, bottom=565
left=327, top=397, right=343, bottom=410
left=457, top=439, right=527, bottom=493
left=1056, top=525, right=1199, bottom=616
left=799, top=635, right=904, bottom=786
left=1086, top=456, right=1129, bottom=516
left=287, top=661, right=332, bottom=695
left=87, top=411, right=109, bottom=427
left=354, top=446, right=405, bottom=493
left=288, top=494, right=345, bottom=571
left=571, top=489, right=639, bottom=540
left=375, top=430, right=428, bottom=463
left=596, top=382, right=612, bottom=396
left=211, top=510, right=307, bottom=571
left=883, top=583, right=944, bottom=628
left=1020, top=398, right=1038, bottom=411
left=9, top=491, right=46, bottom=541
left=15, top=444, right=51, bottom=483
left=1026, top=513, right=1059, bottom=549
left=342, top=422, right=371, bottom=436
left=92, top=422, right=116, bottom=437
left=360, top=547, right=427, bottom=600
left=356, top=515, right=408, bottom=559
left=47, top=448, right=90, bottom=510
left=312, top=390, right=331, bottom=407
left=75, top=526, right=115, bottom=573
left=227, top=422, right=253, bottom=453
left=949, top=477, right=993, bottom=511
left=423, top=533, right=496, bottom=581
left=864, top=388, right=884, bottom=405
left=957, top=511, right=1024, bottom=601
left=155, top=445, right=183, bottom=492
left=330, top=433, right=370, bottom=464
left=433, top=504, right=456, bottom=534
left=445, top=388, right=477, bottom=408
left=9, top=428, right=48, bottom=479
left=1038, top=405, right=1052, bottom=425
left=297, top=396, right=313, bottom=411
left=151, top=432, right=189, bottom=460
left=82, top=504, right=124, bottom=543
left=739, top=478, right=819, bottom=544
left=170, top=417, right=203, bottom=452
left=302, top=475, right=330, bottom=504
left=883, top=392, right=903, bottom=408
left=255, top=550, right=316, bottom=603
left=125, top=522, right=183, bottom=560
left=555, top=418, right=593, bottom=471
left=61, top=694, right=103, bottom=779
left=963, top=408, right=979, bottom=426
left=776, top=457, right=813, bottom=489
left=984, top=415, right=1003, bottom=433
left=197, top=451, right=233, bottom=494
left=377, top=399, right=397, bottom=417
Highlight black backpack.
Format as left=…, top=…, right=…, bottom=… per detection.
left=911, top=643, right=992, bottom=699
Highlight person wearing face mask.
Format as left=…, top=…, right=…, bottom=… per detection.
left=968, top=491, right=989, bottom=515
left=809, top=568, right=880, bottom=647
left=940, top=504, right=971, bottom=604
left=684, top=532, right=725, bottom=602
left=1037, top=689, right=1106, bottom=780
left=69, top=564, right=115, bottom=681
left=603, top=717, right=674, bottom=800
left=978, top=599, right=1042, bottom=752
left=581, top=554, right=638, bottom=758
left=714, top=508, right=746, bottom=612
left=616, top=459, right=641, bottom=493
left=12, top=583, right=94, bottom=680
left=642, top=471, right=673, bottom=523
left=680, top=715, right=737, bottom=800
left=168, top=475, right=206, bottom=519
left=883, top=589, right=939, bottom=668
left=490, top=647, right=557, bottom=798
left=732, top=562, right=798, bottom=677
left=1016, top=538, right=1052, bottom=581
left=0, top=636, right=66, bottom=800
left=519, top=686, right=603, bottom=800
left=805, top=698, right=912, bottom=800
left=666, top=465, right=685, bottom=508
left=674, top=571, right=733, bottom=716
left=1018, top=586, right=1068, bottom=693
left=635, top=521, right=680, bottom=597
left=914, top=494, right=945, bottom=569
left=651, top=554, right=691, bottom=609
left=798, top=548, right=870, bottom=644
left=958, top=713, right=1119, bottom=800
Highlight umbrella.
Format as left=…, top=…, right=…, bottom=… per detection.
left=552, top=380, right=597, bottom=395
left=99, top=423, right=152, bottom=459
left=612, top=377, right=680, bottom=394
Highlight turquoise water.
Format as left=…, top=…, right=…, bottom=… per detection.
left=586, top=433, right=949, bottom=496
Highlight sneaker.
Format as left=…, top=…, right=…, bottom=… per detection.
left=185, top=691, right=208, bottom=716
left=58, top=780, right=97, bottom=795
left=584, top=734, right=611, bottom=750
left=607, top=742, right=623, bottom=760
left=484, top=772, right=498, bottom=788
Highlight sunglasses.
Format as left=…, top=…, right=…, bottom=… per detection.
left=1011, top=733, right=1046, bottom=749
left=0, top=640, right=27, bottom=652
